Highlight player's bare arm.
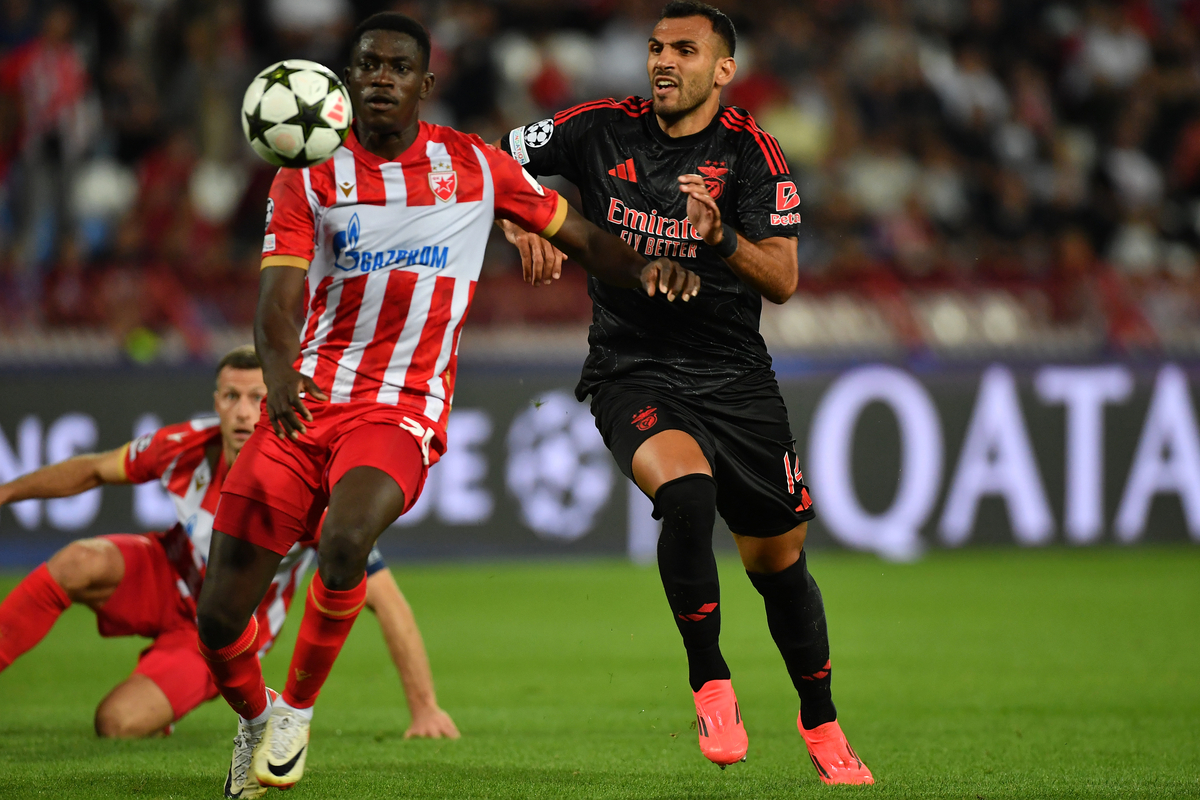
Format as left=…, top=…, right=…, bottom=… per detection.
left=0, top=445, right=129, bottom=506
left=497, top=218, right=565, bottom=286
left=542, top=204, right=700, bottom=301
left=255, top=263, right=328, bottom=441
left=363, top=569, right=460, bottom=739
left=678, top=174, right=798, bottom=304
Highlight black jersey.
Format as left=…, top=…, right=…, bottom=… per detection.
left=502, top=97, right=802, bottom=400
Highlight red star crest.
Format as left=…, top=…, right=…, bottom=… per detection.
left=429, top=170, right=457, bottom=202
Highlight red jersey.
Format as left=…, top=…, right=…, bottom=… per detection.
left=124, top=417, right=314, bottom=654
left=262, top=123, right=567, bottom=463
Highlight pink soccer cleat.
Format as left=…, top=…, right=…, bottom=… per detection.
left=799, top=717, right=874, bottom=785
left=692, top=679, right=748, bottom=767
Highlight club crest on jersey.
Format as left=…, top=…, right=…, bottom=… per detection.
left=632, top=406, right=658, bottom=431
left=698, top=160, right=728, bottom=199
left=429, top=167, right=457, bottom=202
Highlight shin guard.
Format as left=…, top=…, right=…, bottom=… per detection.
left=746, top=551, right=837, bottom=729
left=654, top=474, right=729, bottom=692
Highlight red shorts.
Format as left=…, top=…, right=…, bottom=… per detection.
left=95, top=534, right=219, bottom=720
left=215, top=400, right=430, bottom=556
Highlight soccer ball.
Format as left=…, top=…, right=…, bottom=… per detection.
left=242, top=59, right=352, bottom=168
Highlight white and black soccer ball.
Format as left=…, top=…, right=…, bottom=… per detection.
left=242, top=59, right=352, bottom=168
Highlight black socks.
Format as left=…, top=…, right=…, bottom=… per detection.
left=746, top=551, right=837, bottom=730
left=653, top=474, right=730, bottom=692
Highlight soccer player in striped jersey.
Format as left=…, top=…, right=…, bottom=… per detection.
left=0, top=346, right=457, bottom=748
left=193, top=12, right=700, bottom=796
left=499, top=1, right=872, bottom=785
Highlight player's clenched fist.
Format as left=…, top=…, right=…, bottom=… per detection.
left=641, top=257, right=700, bottom=302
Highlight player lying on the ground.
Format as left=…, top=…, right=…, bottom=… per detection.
left=193, top=11, right=701, bottom=799
left=498, top=0, right=872, bottom=785
left=0, top=345, right=457, bottom=743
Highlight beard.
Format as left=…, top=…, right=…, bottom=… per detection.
left=651, top=75, right=713, bottom=122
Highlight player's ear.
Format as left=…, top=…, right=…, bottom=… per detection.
left=714, top=56, right=736, bottom=89
left=420, top=71, right=436, bottom=100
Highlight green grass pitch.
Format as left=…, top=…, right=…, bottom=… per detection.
left=1, top=547, right=1197, bottom=799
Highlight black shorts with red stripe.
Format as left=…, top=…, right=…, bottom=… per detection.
left=590, top=371, right=816, bottom=538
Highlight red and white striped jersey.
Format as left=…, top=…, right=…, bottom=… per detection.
left=262, top=123, right=567, bottom=461
left=124, top=417, right=314, bottom=654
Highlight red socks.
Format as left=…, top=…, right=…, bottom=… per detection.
left=0, top=564, right=71, bottom=671
left=199, top=615, right=269, bottom=720
left=283, top=572, right=367, bottom=709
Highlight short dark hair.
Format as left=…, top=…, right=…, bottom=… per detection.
left=660, top=1, right=736, bottom=57
left=350, top=12, right=431, bottom=71
left=215, top=345, right=260, bottom=379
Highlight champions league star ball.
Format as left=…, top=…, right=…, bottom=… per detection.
left=242, top=60, right=352, bottom=168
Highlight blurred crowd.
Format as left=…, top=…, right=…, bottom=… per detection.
left=1, top=0, right=1199, bottom=360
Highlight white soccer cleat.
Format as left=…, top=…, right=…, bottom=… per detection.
left=224, top=702, right=274, bottom=799
left=252, top=705, right=311, bottom=789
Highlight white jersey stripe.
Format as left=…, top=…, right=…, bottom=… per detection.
left=381, top=162, right=407, bottom=204
left=472, top=144, right=496, bottom=211
left=329, top=271, right=389, bottom=402
left=427, top=140, right=455, bottom=205
left=332, top=146, right=357, bottom=205
left=299, top=280, right=344, bottom=379
left=376, top=276, right=437, bottom=405
left=423, top=277, right=473, bottom=421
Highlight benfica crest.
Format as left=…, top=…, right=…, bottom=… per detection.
left=698, top=160, right=728, bottom=199
left=429, top=169, right=457, bottom=202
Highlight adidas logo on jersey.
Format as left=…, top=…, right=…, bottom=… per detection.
left=608, top=158, right=637, bottom=183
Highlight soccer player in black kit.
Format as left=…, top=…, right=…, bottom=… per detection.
left=500, top=1, right=873, bottom=785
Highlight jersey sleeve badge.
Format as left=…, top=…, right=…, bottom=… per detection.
left=508, top=118, right=554, bottom=165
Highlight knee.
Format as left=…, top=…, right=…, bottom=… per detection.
left=47, top=540, right=112, bottom=600
left=653, top=474, right=717, bottom=539
left=318, top=524, right=376, bottom=589
left=195, top=596, right=247, bottom=650
left=94, top=704, right=149, bottom=739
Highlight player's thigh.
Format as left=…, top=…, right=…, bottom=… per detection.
left=94, top=674, right=175, bottom=738
left=323, top=424, right=425, bottom=568
left=707, top=389, right=815, bottom=543
left=46, top=537, right=124, bottom=606
left=196, top=529, right=285, bottom=646
left=589, top=383, right=714, bottom=497
left=90, top=534, right=184, bottom=638
left=95, top=627, right=218, bottom=737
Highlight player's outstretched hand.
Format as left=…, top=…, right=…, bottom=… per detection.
left=404, top=707, right=461, bottom=739
left=265, top=365, right=327, bottom=441
left=640, top=258, right=700, bottom=302
left=498, top=219, right=566, bottom=286
left=678, top=174, right=723, bottom=244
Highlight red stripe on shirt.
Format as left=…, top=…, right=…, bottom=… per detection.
left=722, top=108, right=788, bottom=175
left=402, top=275, right=456, bottom=393
left=308, top=160, right=336, bottom=208
left=554, top=97, right=649, bottom=126
left=165, top=447, right=206, bottom=498
left=298, top=276, right=334, bottom=355
left=437, top=280, right=476, bottom=429
left=349, top=270, right=419, bottom=399
left=354, top=158, right=386, bottom=205
left=310, top=277, right=368, bottom=391
left=402, top=154, right=437, bottom=206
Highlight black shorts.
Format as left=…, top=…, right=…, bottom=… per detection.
left=589, top=374, right=816, bottom=537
